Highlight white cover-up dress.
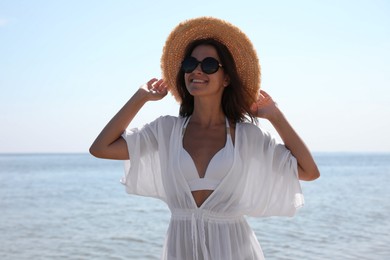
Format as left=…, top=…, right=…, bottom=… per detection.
left=121, top=116, right=304, bottom=260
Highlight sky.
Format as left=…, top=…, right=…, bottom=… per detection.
left=0, top=0, right=389, bottom=153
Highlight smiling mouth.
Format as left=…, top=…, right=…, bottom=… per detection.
left=191, top=79, right=207, bottom=83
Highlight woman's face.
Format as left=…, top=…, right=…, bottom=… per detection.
left=184, top=44, right=229, bottom=100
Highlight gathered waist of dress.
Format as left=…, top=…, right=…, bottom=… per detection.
left=171, top=208, right=244, bottom=222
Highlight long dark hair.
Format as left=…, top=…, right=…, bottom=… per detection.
left=175, top=38, right=256, bottom=123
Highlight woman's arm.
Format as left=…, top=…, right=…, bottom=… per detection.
left=89, top=78, right=167, bottom=160
left=251, top=90, right=320, bottom=181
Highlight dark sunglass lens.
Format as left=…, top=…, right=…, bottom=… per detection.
left=181, top=57, right=198, bottom=73
left=201, top=57, right=220, bottom=74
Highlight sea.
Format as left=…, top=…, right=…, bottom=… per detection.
left=0, top=153, right=389, bottom=260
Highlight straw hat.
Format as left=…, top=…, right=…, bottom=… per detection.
left=161, top=16, right=261, bottom=102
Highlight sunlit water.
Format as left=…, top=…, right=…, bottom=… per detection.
left=1, top=153, right=389, bottom=259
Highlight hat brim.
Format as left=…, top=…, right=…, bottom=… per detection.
left=161, top=16, right=261, bottom=103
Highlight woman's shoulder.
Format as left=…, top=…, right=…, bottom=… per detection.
left=236, top=121, right=271, bottom=143
left=154, top=115, right=184, bottom=125
left=150, top=115, right=186, bottom=133
left=237, top=121, right=263, bottom=134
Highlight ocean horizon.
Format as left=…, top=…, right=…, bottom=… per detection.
left=1, top=152, right=389, bottom=259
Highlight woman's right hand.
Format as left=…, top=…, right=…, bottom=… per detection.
left=139, top=78, right=168, bottom=101
left=89, top=78, right=168, bottom=160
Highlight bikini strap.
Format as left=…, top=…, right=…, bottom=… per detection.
left=182, top=116, right=191, bottom=138
left=225, top=117, right=231, bottom=136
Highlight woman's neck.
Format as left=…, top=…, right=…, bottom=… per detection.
left=191, top=97, right=225, bottom=127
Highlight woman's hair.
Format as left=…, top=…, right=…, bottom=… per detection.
left=175, top=38, right=257, bottom=123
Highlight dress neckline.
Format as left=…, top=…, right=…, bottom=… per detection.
left=181, top=116, right=233, bottom=179
left=178, top=117, right=238, bottom=209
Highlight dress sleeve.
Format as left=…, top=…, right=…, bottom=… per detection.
left=120, top=117, right=167, bottom=201
left=241, top=124, right=304, bottom=217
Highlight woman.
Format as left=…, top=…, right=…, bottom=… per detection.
left=90, top=17, right=319, bottom=260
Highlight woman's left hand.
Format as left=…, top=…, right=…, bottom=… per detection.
left=251, top=90, right=320, bottom=181
left=250, top=90, right=279, bottom=120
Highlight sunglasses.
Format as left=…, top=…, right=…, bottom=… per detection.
left=181, top=56, right=223, bottom=74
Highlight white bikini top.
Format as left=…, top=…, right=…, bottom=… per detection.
left=180, top=117, right=234, bottom=191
